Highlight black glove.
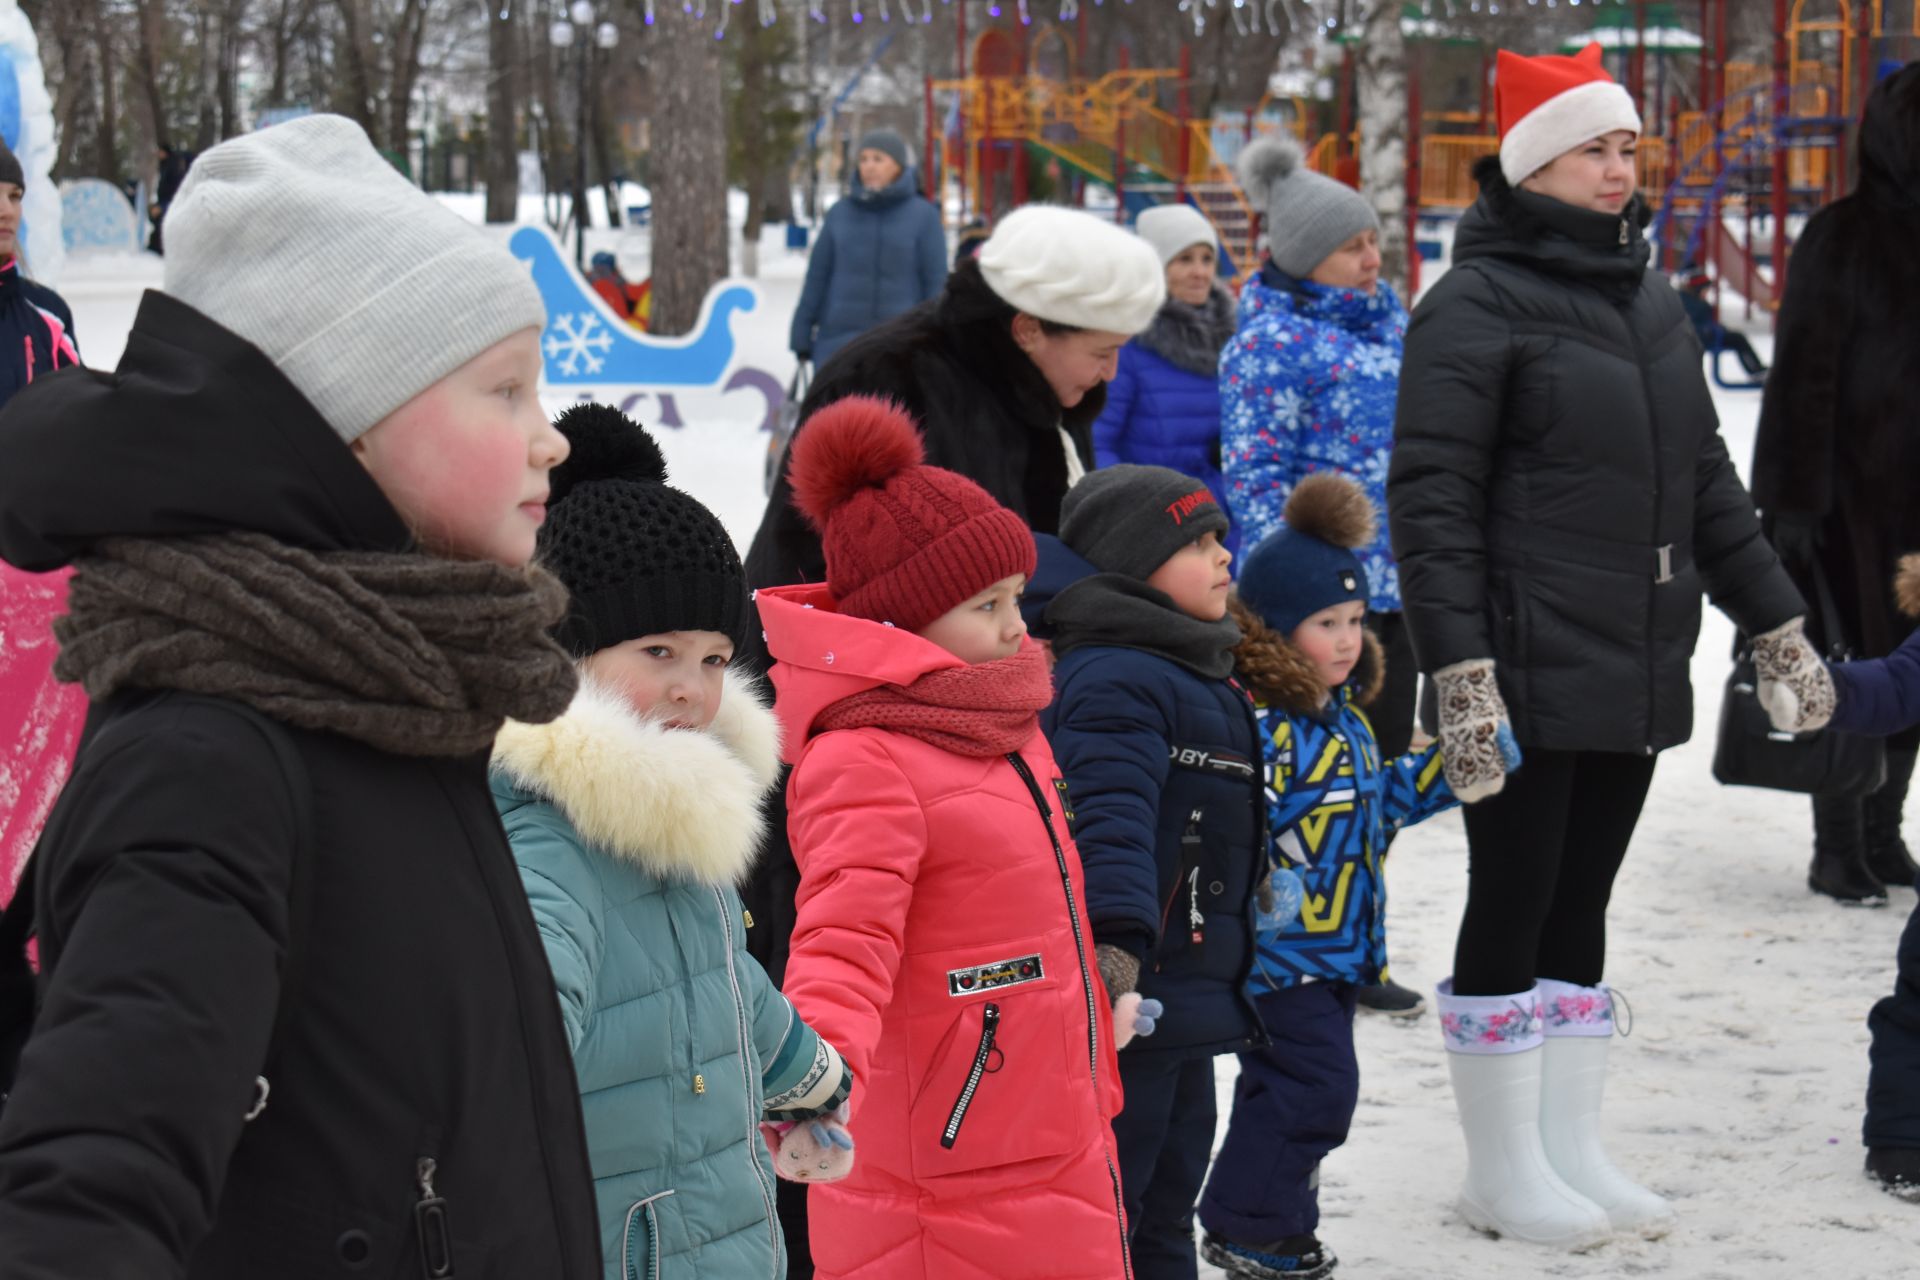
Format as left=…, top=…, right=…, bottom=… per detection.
left=1768, top=514, right=1822, bottom=569
left=792, top=346, right=812, bottom=362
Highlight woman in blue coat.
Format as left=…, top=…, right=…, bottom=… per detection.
left=789, top=130, right=947, bottom=370
left=1092, top=204, right=1239, bottom=553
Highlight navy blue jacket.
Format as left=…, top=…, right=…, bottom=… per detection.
left=1045, top=645, right=1269, bottom=1058
left=790, top=170, right=947, bottom=367
left=1831, top=628, right=1920, bottom=737
left=0, top=259, right=79, bottom=409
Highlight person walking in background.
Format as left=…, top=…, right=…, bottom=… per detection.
left=789, top=129, right=947, bottom=371
left=1092, top=205, right=1240, bottom=554
left=1389, top=45, right=1822, bottom=1250
left=1221, top=134, right=1425, bottom=1019
left=148, top=142, right=192, bottom=255
left=1751, top=65, right=1920, bottom=908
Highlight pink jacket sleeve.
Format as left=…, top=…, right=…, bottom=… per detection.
left=780, top=732, right=928, bottom=1105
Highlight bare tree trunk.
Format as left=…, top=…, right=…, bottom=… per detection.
left=483, top=0, right=521, bottom=221
left=647, top=4, right=728, bottom=335
left=330, top=0, right=380, bottom=133
left=193, top=3, right=219, bottom=150
left=1356, top=0, right=1409, bottom=299
left=385, top=0, right=431, bottom=155
left=591, top=49, right=621, bottom=230
left=217, top=0, right=246, bottom=140
left=96, top=8, right=119, bottom=178
left=133, top=0, right=173, bottom=147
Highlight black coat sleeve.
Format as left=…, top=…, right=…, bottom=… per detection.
left=0, top=699, right=298, bottom=1279
left=1751, top=210, right=1849, bottom=521
left=1387, top=266, right=1511, bottom=673
left=1693, top=406, right=1807, bottom=636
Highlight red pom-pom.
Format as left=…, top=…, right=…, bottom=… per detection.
left=787, top=395, right=927, bottom=531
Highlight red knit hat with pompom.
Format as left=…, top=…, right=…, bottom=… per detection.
left=788, top=396, right=1038, bottom=631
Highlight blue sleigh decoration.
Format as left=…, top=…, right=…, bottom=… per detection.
left=511, top=226, right=757, bottom=387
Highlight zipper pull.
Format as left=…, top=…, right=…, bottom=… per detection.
left=414, top=1157, right=455, bottom=1278
left=1181, top=814, right=1206, bottom=948
left=693, top=1073, right=707, bottom=1095
left=1618, top=218, right=1629, bottom=247
left=742, top=909, right=755, bottom=929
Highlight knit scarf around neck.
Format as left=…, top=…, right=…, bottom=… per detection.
left=54, top=532, right=579, bottom=757
left=1046, top=572, right=1241, bottom=680
left=813, top=640, right=1054, bottom=757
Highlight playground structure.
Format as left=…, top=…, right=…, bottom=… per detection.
left=921, top=0, right=1917, bottom=309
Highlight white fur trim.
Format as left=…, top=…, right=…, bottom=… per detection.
left=1500, top=80, right=1643, bottom=186
left=491, top=673, right=783, bottom=886
left=978, top=205, right=1168, bottom=335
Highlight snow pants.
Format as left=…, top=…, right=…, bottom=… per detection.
left=1114, top=1050, right=1217, bottom=1280
left=1867, top=863, right=1920, bottom=1151
left=1197, top=982, right=1360, bottom=1243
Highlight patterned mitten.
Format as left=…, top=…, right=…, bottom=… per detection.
left=1435, top=659, right=1522, bottom=804
left=1751, top=617, right=1836, bottom=733
left=761, top=1104, right=855, bottom=1183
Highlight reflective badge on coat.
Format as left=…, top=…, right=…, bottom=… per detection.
left=948, top=954, right=1046, bottom=996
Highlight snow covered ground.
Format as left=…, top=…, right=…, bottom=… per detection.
left=58, top=229, right=1920, bottom=1278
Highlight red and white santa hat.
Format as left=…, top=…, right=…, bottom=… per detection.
left=1496, top=43, right=1643, bottom=187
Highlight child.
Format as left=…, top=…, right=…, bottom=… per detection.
left=490, top=405, right=854, bottom=1278
left=1042, top=463, right=1271, bottom=1278
left=1197, top=474, right=1462, bottom=1280
left=760, top=396, right=1140, bottom=1280
left=0, top=116, right=602, bottom=1273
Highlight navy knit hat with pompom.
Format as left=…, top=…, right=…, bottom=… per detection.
left=539, top=404, right=748, bottom=656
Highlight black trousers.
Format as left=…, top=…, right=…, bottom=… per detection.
left=1868, top=864, right=1920, bottom=1151
left=1113, top=1051, right=1218, bottom=1280
left=1366, top=610, right=1418, bottom=761
left=1453, top=747, right=1658, bottom=996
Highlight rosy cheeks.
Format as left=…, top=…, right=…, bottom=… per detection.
left=358, top=389, right=543, bottom=564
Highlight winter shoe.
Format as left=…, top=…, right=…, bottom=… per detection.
left=1355, top=977, right=1427, bottom=1019
left=1438, top=980, right=1612, bottom=1251
left=1865, top=1146, right=1920, bottom=1203
left=1810, top=794, right=1889, bottom=906
left=1201, top=1230, right=1337, bottom=1279
left=1536, top=980, right=1675, bottom=1240
left=1863, top=748, right=1919, bottom=891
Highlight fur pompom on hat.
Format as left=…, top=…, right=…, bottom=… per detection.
left=539, top=403, right=749, bottom=656
left=1237, top=135, right=1381, bottom=281
left=1236, top=472, right=1377, bottom=635
left=788, top=396, right=1037, bottom=631
left=977, top=205, right=1167, bottom=335
left=1496, top=43, right=1642, bottom=186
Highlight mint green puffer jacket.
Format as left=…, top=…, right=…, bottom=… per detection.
left=492, top=676, right=849, bottom=1280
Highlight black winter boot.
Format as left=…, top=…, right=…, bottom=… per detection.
left=1201, top=1231, right=1337, bottom=1279
left=1865, top=748, right=1920, bottom=891
left=1866, top=1147, right=1920, bottom=1203
left=1809, top=794, right=1888, bottom=907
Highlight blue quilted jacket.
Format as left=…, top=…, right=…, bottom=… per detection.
left=1220, top=265, right=1407, bottom=611
left=790, top=170, right=948, bottom=368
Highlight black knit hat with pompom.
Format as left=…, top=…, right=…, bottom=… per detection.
left=539, top=403, right=748, bottom=656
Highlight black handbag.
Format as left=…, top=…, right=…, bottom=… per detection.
left=1712, top=556, right=1888, bottom=798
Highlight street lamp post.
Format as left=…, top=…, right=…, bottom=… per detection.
left=549, top=1, right=619, bottom=272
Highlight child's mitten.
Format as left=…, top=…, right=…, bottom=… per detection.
left=760, top=1104, right=855, bottom=1183
left=1752, top=617, right=1836, bottom=733
left=1112, top=992, right=1165, bottom=1050
left=1254, top=866, right=1305, bottom=933
left=1435, top=658, right=1522, bottom=803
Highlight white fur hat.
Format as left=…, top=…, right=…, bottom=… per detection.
left=977, top=205, right=1167, bottom=335
left=162, top=115, right=546, bottom=444
left=1134, top=204, right=1219, bottom=268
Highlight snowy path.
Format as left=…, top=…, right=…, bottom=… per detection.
left=57, top=239, right=1920, bottom=1277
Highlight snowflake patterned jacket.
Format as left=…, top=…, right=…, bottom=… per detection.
left=1234, top=608, right=1455, bottom=991
left=1219, top=266, right=1406, bottom=612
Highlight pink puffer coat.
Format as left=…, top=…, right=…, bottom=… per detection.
left=762, top=582, right=1132, bottom=1280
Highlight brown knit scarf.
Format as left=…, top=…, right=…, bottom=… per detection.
left=813, top=641, right=1054, bottom=757
left=54, top=532, right=578, bottom=757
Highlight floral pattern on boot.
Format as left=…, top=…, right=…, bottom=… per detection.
left=1436, top=980, right=1545, bottom=1055
left=1538, top=978, right=1616, bottom=1038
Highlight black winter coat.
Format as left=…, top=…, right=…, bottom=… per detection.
left=0, top=258, right=79, bottom=410
left=0, top=294, right=602, bottom=1278
left=1751, top=66, right=1920, bottom=660
left=740, top=259, right=1104, bottom=983
left=1388, top=160, right=1801, bottom=754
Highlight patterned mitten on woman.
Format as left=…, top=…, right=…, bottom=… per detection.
left=1751, top=617, right=1836, bottom=733
left=1434, top=659, right=1524, bottom=804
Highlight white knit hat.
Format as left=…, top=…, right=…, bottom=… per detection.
left=162, top=115, right=546, bottom=444
left=1133, top=204, right=1218, bottom=268
left=1497, top=45, right=1643, bottom=187
left=977, top=205, right=1166, bottom=335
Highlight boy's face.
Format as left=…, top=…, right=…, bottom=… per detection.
left=582, top=630, right=734, bottom=732
left=1146, top=531, right=1233, bottom=622
left=0, top=184, right=23, bottom=260
left=916, top=573, right=1029, bottom=665
left=1290, top=600, right=1367, bottom=691
left=352, top=329, right=566, bottom=567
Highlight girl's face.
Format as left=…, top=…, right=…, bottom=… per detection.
left=582, top=630, right=734, bottom=731
left=0, top=184, right=22, bottom=261
left=1146, top=530, right=1234, bottom=622
left=1290, top=600, right=1367, bottom=693
left=857, top=148, right=904, bottom=191
left=1308, top=229, right=1383, bottom=295
left=1012, top=315, right=1129, bottom=408
left=352, top=329, right=566, bottom=567
left=1165, top=244, right=1217, bottom=307
left=916, top=573, right=1029, bottom=665
left=1521, top=130, right=1639, bottom=215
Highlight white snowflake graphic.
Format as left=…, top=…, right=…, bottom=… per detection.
left=544, top=312, right=614, bottom=377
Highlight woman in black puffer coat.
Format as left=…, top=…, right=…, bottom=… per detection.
left=1387, top=45, right=1814, bottom=1252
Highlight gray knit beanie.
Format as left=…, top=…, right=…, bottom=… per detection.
left=858, top=128, right=911, bottom=172
left=1236, top=136, right=1381, bottom=280
left=162, top=114, right=546, bottom=444
left=1059, top=464, right=1231, bottom=581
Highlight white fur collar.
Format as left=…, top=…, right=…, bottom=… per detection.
left=492, top=673, right=784, bottom=887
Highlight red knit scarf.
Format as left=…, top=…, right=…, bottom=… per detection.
left=813, top=641, right=1054, bottom=757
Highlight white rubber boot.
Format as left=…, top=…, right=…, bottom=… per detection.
left=1438, top=980, right=1612, bottom=1251
left=1538, top=980, right=1676, bottom=1240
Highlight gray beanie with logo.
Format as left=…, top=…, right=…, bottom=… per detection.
left=1236, top=135, right=1381, bottom=280
left=1059, top=464, right=1231, bottom=581
left=161, top=114, right=546, bottom=444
